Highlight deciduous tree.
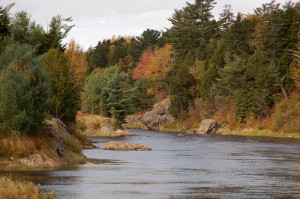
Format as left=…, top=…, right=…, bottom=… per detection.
left=43, top=48, right=77, bottom=123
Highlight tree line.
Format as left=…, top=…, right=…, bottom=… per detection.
left=84, top=0, right=300, bottom=130
left=0, top=0, right=300, bottom=135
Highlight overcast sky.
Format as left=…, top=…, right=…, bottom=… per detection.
left=2, top=0, right=293, bottom=49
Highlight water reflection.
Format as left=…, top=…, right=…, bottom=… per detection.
left=1, top=129, right=300, bottom=198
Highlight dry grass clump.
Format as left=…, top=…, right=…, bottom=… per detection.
left=76, top=112, right=109, bottom=129
left=0, top=177, right=56, bottom=199
left=0, top=135, right=36, bottom=159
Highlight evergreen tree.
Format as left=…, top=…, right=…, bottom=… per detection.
left=0, top=44, right=52, bottom=133
left=134, top=78, right=155, bottom=110
left=100, top=66, right=137, bottom=120
left=9, top=11, right=45, bottom=52
left=167, top=51, right=195, bottom=119
left=168, top=0, right=217, bottom=60
left=81, top=70, right=103, bottom=114
left=168, top=63, right=195, bottom=119
left=81, top=66, right=137, bottom=121
left=136, top=29, right=161, bottom=50
left=224, top=13, right=256, bottom=55
left=0, top=2, right=14, bottom=48
left=291, top=33, right=300, bottom=90
left=219, top=4, right=235, bottom=34
left=40, top=16, right=74, bottom=54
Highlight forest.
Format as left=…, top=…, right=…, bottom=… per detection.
left=0, top=0, right=300, bottom=136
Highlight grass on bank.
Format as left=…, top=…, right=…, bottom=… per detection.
left=217, top=127, right=300, bottom=139
left=0, top=131, right=88, bottom=168
left=0, top=177, right=56, bottom=199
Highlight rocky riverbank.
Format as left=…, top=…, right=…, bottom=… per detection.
left=0, top=118, right=89, bottom=170
left=125, top=99, right=300, bottom=139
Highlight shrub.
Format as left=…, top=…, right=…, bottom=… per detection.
left=268, top=93, right=300, bottom=133
left=64, top=138, right=81, bottom=154
left=0, top=143, right=12, bottom=159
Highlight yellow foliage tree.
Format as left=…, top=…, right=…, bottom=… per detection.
left=65, top=39, right=88, bottom=88
left=144, top=43, right=174, bottom=80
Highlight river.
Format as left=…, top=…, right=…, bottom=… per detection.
left=6, top=129, right=300, bottom=198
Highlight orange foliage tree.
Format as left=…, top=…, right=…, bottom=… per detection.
left=65, top=39, right=88, bottom=88
left=145, top=43, right=174, bottom=81
left=132, top=50, right=152, bottom=80
left=132, top=44, right=174, bottom=99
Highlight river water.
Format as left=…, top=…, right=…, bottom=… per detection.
left=6, top=129, right=300, bottom=198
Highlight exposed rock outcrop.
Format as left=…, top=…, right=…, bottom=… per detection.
left=16, top=118, right=87, bottom=168
left=126, top=99, right=174, bottom=131
left=196, top=119, right=218, bottom=134
left=44, top=118, right=72, bottom=139
left=19, top=153, right=57, bottom=168
left=125, top=114, right=145, bottom=128
left=104, top=141, right=152, bottom=151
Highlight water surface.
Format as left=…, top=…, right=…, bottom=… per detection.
left=5, top=129, right=300, bottom=198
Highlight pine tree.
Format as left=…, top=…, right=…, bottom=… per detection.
left=100, top=66, right=137, bottom=121
left=136, top=29, right=161, bottom=50
left=0, top=44, right=52, bottom=133
left=168, top=52, right=195, bottom=119
left=9, top=11, right=45, bottom=52
left=81, top=70, right=103, bottom=114
left=81, top=66, right=137, bottom=121
left=40, top=16, right=74, bottom=54
left=167, top=0, right=217, bottom=60
left=0, top=3, right=13, bottom=37
left=219, top=4, right=235, bottom=34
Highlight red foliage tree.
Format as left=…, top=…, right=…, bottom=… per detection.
left=132, top=50, right=152, bottom=79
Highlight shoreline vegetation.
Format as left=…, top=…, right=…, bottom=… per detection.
left=126, top=124, right=300, bottom=139
left=0, top=177, right=57, bottom=199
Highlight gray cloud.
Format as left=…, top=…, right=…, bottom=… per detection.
left=1, top=0, right=292, bottom=48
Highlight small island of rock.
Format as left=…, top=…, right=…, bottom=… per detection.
left=104, top=141, right=152, bottom=151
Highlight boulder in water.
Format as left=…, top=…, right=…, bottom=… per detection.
left=104, top=141, right=151, bottom=151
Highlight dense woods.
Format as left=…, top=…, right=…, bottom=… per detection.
left=85, top=0, right=300, bottom=133
left=0, top=0, right=300, bottom=135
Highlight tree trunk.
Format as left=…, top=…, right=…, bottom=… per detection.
left=280, top=76, right=288, bottom=99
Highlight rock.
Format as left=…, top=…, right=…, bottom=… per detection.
left=56, top=139, right=66, bottom=157
left=104, top=141, right=152, bottom=151
left=125, top=114, right=144, bottom=128
left=115, top=129, right=135, bottom=137
left=142, top=98, right=174, bottom=131
left=43, top=118, right=72, bottom=139
left=177, top=133, right=185, bottom=137
left=19, top=153, right=57, bottom=168
left=196, top=119, right=218, bottom=134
